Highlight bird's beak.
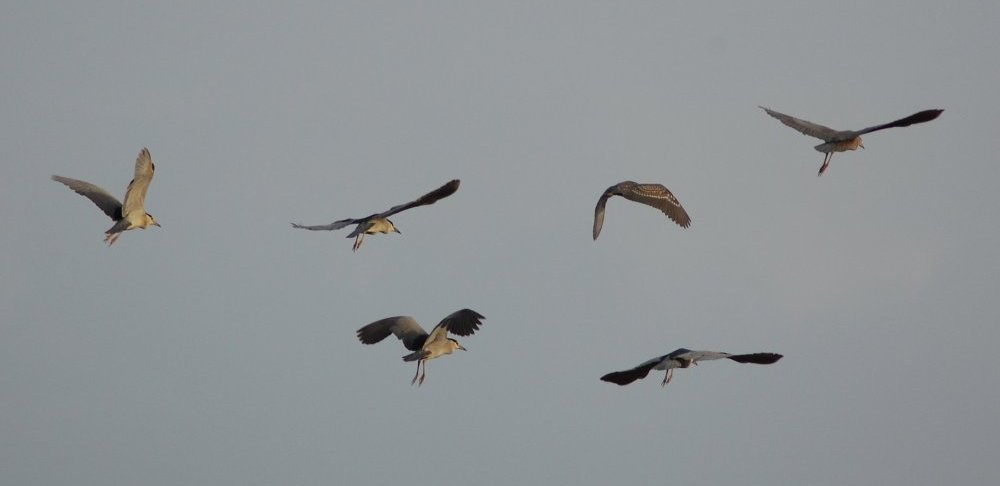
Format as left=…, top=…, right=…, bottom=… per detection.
left=394, top=228, right=402, bottom=234
left=458, top=344, right=467, bottom=351
left=154, top=222, right=162, bottom=227
left=860, top=142, right=865, bottom=150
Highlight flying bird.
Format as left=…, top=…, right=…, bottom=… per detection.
left=292, top=179, right=460, bottom=251
left=601, top=348, right=782, bottom=387
left=759, top=106, right=943, bottom=175
left=51, top=147, right=161, bottom=245
left=356, top=308, right=485, bottom=386
left=593, top=181, right=691, bottom=240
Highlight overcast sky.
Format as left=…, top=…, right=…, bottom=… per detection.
left=2, top=1, right=998, bottom=485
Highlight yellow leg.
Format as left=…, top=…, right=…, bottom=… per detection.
left=818, top=153, right=833, bottom=176
left=411, top=361, right=422, bottom=385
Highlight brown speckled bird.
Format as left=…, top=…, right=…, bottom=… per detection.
left=593, top=181, right=691, bottom=240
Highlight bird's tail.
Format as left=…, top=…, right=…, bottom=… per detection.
left=726, top=353, right=783, bottom=365
left=402, top=350, right=428, bottom=362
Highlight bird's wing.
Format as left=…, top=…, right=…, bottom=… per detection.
left=51, top=176, right=123, bottom=221
left=427, top=308, right=485, bottom=343
left=120, top=148, right=155, bottom=217
left=671, top=349, right=733, bottom=362
left=619, top=183, right=691, bottom=228
left=851, top=109, right=944, bottom=137
left=374, top=179, right=460, bottom=219
left=600, top=356, right=667, bottom=386
left=356, top=316, right=429, bottom=351
left=726, top=352, right=783, bottom=365
left=592, top=191, right=612, bottom=240
left=759, top=106, right=846, bottom=141
left=290, top=218, right=358, bottom=231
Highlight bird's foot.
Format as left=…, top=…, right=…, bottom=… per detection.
left=818, top=155, right=831, bottom=176
left=661, top=370, right=673, bottom=387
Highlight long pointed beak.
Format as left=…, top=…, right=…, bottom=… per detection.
left=860, top=143, right=865, bottom=150
left=394, top=228, right=402, bottom=234
left=154, top=222, right=162, bottom=227
left=458, top=344, right=467, bottom=351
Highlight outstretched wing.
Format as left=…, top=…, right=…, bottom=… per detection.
left=375, top=179, right=460, bottom=219
left=760, top=106, right=846, bottom=141
left=121, top=148, right=155, bottom=217
left=618, top=183, right=691, bottom=228
left=671, top=349, right=733, bottom=362
left=675, top=349, right=783, bottom=365
left=852, top=109, right=944, bottom=137
left=426, top=308, right=485, bottom=344
left=290, top=218, right=359, bottom=231
left=726, top=352, right=783, bottom=365
left=357, top=316, right=429, bottom=351
left=600, top=356, right=667, bottom=386
left=51, top=176, right=123, bottom=221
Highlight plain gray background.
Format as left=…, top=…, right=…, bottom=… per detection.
left=2, top=1, right=998, bottom=484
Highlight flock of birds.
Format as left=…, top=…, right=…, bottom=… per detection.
left=50, top=106, right=944, bottom=387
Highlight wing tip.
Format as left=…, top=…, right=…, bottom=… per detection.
left=729, top=352, right=784, bottom=365
left=600, top=371, right=637, bottom=386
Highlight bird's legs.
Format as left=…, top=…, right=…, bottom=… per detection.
left=818, top=152, right=833, bottom=176
left=352, top=233, right=365, bottom=252
left=104, top=232, right=121, bottom=246
left=411, top=360, right=426, bottom=386
left=661, top=368, right=674, bottom=387
left=411, top=360, right=421, bottom=385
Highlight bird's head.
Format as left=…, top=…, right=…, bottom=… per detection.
left=145, top=213, right=161, bottom=228
left=615, top=181, right=638, bottom=196
left=448, top=338, right=466, bottom=352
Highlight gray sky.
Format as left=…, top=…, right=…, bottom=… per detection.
left=2, top=1, right=998, bottom=484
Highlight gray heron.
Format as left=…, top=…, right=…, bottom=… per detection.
left=356, top=308, right=485, bottom=386
left=760, top=106, right=943, bottom=175
left=292, top=179, right=460, bottom=251
left=593, top=181, right=691, bottom=240
left=601, top=348, right=782, bottom=387
left=51, top=147, right=160, bottom=245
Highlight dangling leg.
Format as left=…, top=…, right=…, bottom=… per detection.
left=411, top=360, right=422, bottom=385
left=418, top=361, right=427, bottom=386
left=104, top=232, right=121, bottom=246
left=352, top=234, right=365, bottom=252
left=818, top=153, right=832, bottom=176
left=661, top=368, right=673, bottom=387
